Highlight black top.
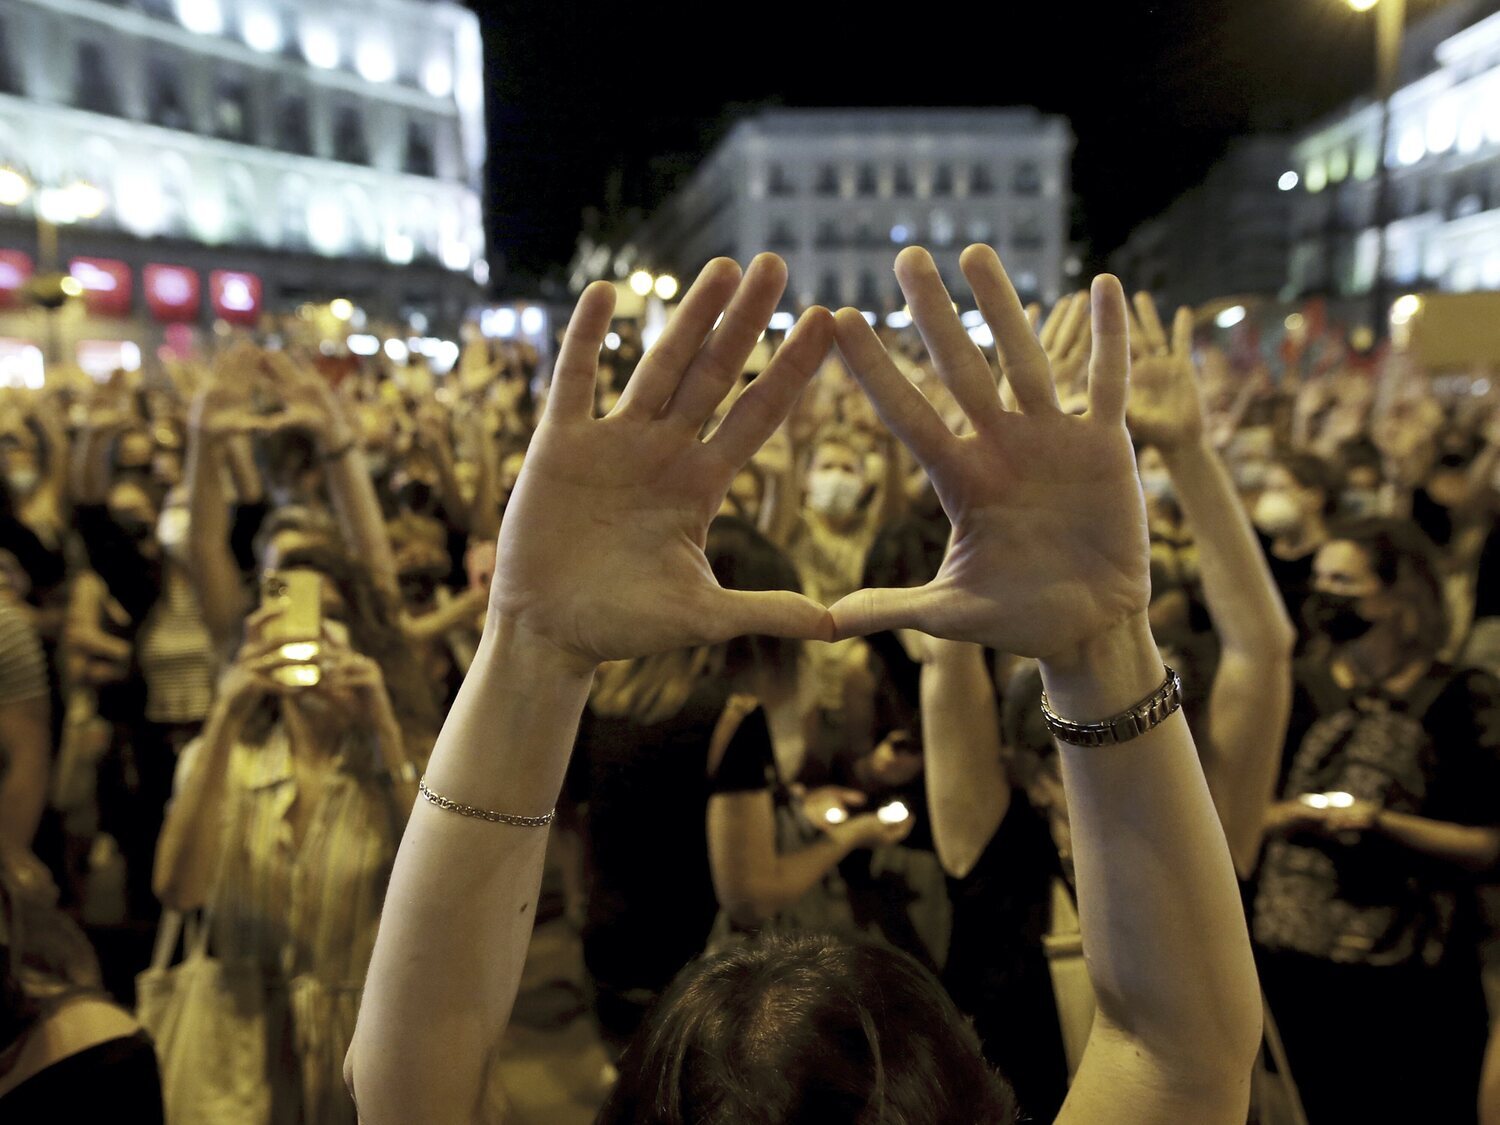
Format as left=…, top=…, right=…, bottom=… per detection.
left=74, top=504, right=161, bottom=627
left=942, top=791, right=1069, bottom=1122
left=1476, top=523, right=1500, bottom=621
left=0, top=515, right=66, bottom=604
left=574, top=678, right=772, bottom=991
left=0, top=1032, right=164, bottom=1123
left=1259, top=532, right=1316, bottom=640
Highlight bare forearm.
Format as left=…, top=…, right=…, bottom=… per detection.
left=920, top=640, right=1009, bottom=879
left=1376, top=812, right=1500, bottom=872
left=153, top=708, right=240, bottom=909
left=1040, top=615, right=1261, bottom=1071
left=324, top=449, right=398, bottom=600
left=349, top=620, right=593, bottom=1124
left=184, top=432, right=247, bottom=651
left=1159, top=441, right=1294, bottom=657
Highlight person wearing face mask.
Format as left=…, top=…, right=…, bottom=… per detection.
left=1252, top=452, right=1338, bottom=639
left=1254, top=517, right=1500, bottom=1125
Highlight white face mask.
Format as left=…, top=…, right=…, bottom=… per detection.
left=5, top=467, right=38, bottom=496
left=156, top=507, right=190, bottom=553
left=1253, top=491, right=1304, bottom=536
left=806, top=469, right=864, bottom=519
left=1140, top=471, right=1174, bottom=502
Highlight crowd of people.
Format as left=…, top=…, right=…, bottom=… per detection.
left=2, top=241, right=1499, bottom=1123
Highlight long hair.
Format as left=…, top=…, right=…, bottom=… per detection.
left=599, top=932, right=1017, bottom=1125
left=1325, top=516, right=1449, bottom=663
left=591, top=517, right=804, bottom=725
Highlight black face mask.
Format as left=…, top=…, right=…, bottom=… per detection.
left=396, top=480, right=436, bottom=514
left=112, top=513, right=155, bottom=541
left=1303, top=591, right=1376, bottom=645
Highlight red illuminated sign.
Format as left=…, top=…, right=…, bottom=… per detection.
left=210, top=270, right=261, bottom=325
left=144, top=264, right=200, bottom=323
left=0, top=250, right=32, bottom=309
left=68, top=257, right=133, bottom=318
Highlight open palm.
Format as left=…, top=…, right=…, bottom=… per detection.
left=1124, top=294, right=1204, bottom=452
left=492, top=256, right=834, bottom=670
left=829, top=246, right=1150, bottom=659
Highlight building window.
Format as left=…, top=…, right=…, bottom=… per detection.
left=333, top=107, right=368, bottom=165
left=404, top=121, right=435, bottom=176
left=930, top=210, right=955, bottom=246
left=768, top=164, right=795, bottom=196
left=1012, top=214, right=1043, bottom=251
left=970, top=164, right=994, bottom=195
left=1012, top=161, right=1042, bottom=196
left=857, top=163, right=878, bottom=196
left=277, top=96, right=312, bottom=155
left=73, top=43, right=122, bottom=116
left=893, top=164, right=914, bottom=197
left=967, top=217, right=993, bottom=243
left=147, top=58, right=189, bottom=129
left=815, top=220, right=842, bottom=249
left=768, top=221, right=796, bottom=251
left=214, top=80, right=252, bottom=142
left=815, top=164, right=839, bottom=196
left=856, top=271, right=881, bottom=309
left=820, top=271, right=842, bottom=304
left=933, top=164, right=954, bottom=197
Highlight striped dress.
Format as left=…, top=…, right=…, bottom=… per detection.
left=179, top=725, right=404, bottom=1125
left=135, top=567, right=215, bottom=726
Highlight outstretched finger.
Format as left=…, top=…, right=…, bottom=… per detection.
left=1038, top=292, right=1074, bottom=353
left=708, top=307, right=834, bottom=468
left=1171, top=306, right=1194, bottom=360
left=664, top=253, right=788, bottom=432
left=615, top=258, right=743, bottom=419
left=832, top=307, right=955, bottom=469
left=894, top=247, right=1005, bottom=432
left=707, top=588, right=834, bottom=644
left=546, top=281, right=616, bottom=422
left=960, top=244, right=1060, bottom=414
left=1087, top=275, right=1131, bottom=425
left=1132, top=292, right=1169, bottom=355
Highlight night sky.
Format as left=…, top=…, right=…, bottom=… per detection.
left=471, top=0, right=1447, bottom=287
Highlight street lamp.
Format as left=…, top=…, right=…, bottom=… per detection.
left=1347, top=0, right=1407, bottom=339
left=653, top=274, right=679, bottom=301
left=628, top=270, right=654, bottom=297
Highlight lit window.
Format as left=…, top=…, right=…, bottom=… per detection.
left=301, top=24, right=340, bottom=70
left=1426, top=100, right=1459, bottom=154
left=356, top=37, right=395, bottom=83
left=422, top=56, right=453, bottom=98
left=1305, top=159, right=1328, bottom=193
left=240, top=6, right=282, bottom=53
left=1396, top=126, right=1425, bottom=167
left=174, top=0, right=224, bottom=36
left=1328, top=149, right=1349, bottom=183
left=307, top=195, right=349, bottom=255
left=1353, top=143, right=1379, bottom=180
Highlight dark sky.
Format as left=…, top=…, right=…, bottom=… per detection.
left=471, top=0, right=1446, bottom=286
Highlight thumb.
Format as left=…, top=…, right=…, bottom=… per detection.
left=827, top=584, right=941, bottom=641
left=707, top=589, right=834, bottom=643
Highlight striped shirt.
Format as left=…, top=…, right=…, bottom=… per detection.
left=0, top=600, right=46, bottom=708
left=135, top=568, right=215, bottom=725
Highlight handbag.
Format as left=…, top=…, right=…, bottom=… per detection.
left=136, top=910, right=272, bottom=1125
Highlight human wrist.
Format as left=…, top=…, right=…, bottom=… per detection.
left=1036, top=613, right=1164, bottom=724
left=1157, top=437, right=1213, bottom=470
left=477, top=613, right=598, bottom=686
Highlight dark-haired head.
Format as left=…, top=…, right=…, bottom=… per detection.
left=707, top=516, right=804, bottom=706
left=599, top=932, right=1016, bottom=1125
left=1315, top=516, right=1448, bottom=662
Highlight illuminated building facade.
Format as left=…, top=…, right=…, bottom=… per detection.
left=627, top=109, right=1072, bottom=313
left=0, top=0, right=485, bottom=370
left=1286, top=1, right=1500, bottom=303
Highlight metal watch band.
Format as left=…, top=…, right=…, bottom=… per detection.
left=1039, top=665, right=1183, bottom=747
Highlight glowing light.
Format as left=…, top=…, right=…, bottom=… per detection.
left=1460, top=112, right=1486, bottom=154
left=116, top=173, right=166, bottom=233
left=968, top=324, right=994, bottom=348
left=329, top=298, right=354, bottom=321
left=1325, top=791, right=1356, bottom=809
left=430, top=340, right=459, bottom=373
left=653, top=274, right=679, bottom=301
left=1215, top=305, right=1247, bottom=329
left=1301, top=793, right=1331, bottom=810
left=1396, top=127, right=1425, bottom=167
left=1390, top=293, right=1422, bottom=325
left=1353, top=144, right=1379, bottom=180
left=422, top=56, right=453, bottom=98
left=70, top=261, right=119, bottom=292
left=876, top=800, right=910, bottom=825
left=219, top=275, right=255, bottom=312
left=1278, top=170, right=1299, bottom=191
left=440, top=238, right=472, bottom=271
left=861, top=311, right=877, bottom=326
left=384, top=232, right=415, bottom=265
left=768, top=311, right=796, bottom=331
left=355, top=37, right=396, bottom=83
left=1347, top=0, right=1378, bottom=11
left=890, top=224, right=910, bottom=243
left=383, top=338, right=409, bottom=362
left=824, top=807, right=849, bottom=825
left=1328, top=149, right=1349, bottom=182
left=473, top=259, right=490, bottom=286
left=190, top=195, right=226, bottom=242
left=301, top=24, right=341, bottom=70
left=960, top=309, right=986, bottom=328
left=277, top=642, right=320, bottom=663
left=486, top=308, right=517, bottom=337
left=1284, top=313, right=1306, bottom=332
left=64, top=181, right=106, bottom=221
left=59, top=277, right=83, bottom=298
left=629, top=270, right=654, bottom=296
left=36, top=188, right=79, bottom=225
left=885, top=310, right=913, bottom=329
left=1305, top=160, right=1327, bottom=193
left=520, top=307, right=545, bottom=336
left=347, top=334, right=379, bottom=356
left=1427, top=101, right=1459, bottom=154
left=174, top=0, right=224, bottom=35
left=307, top=197, right=349, bottom=255
left=604, top=332, right=621, bottom=350
left=0, top=167, right=29, bottom=207
left=240, top=6, right=282, bottom=52
left=0, top=344, right=44, bottom=390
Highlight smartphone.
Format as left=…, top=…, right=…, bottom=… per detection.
left=1298, top=791, right=1355, bottom=810
left=261, top=570, right=322, bottom=688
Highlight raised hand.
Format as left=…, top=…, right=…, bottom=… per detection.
left=1030, top=290, right=1091, bottom=408
left=1124, top=293, right=1204, bottom=452
left=828, top=245, right=1149, bottom=659
left=491, top=254, right=835, bottom=672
